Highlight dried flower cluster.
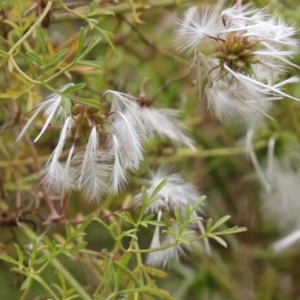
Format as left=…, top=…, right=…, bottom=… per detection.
left=17, top=86, right=194, bottom=202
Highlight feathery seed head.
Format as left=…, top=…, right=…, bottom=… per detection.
left=177, top=5, right=300, bottom=121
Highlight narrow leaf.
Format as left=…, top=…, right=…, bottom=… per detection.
left=206, top=219, right=212, bottom=233
left=26, top=52, right=44, bottom=65
left=36, top=25, right=47, bottom=59
left=88, top=0, right=99, bottom=14
left=62, top=83, right=86, bottom=94
left=33, top=255, right=48, bottom=265
left=77, top=60, right=103, bottom=69
left=68, top=242, right=88, bottom=253
left=44, top=48, right=68, bottom=68
left=3, top=19, right=20, bottom=30
left=29, top=240, right=38, bottom=262
left=210, top=235, right=227, bottom=248
left=66, top=223, right=72, bottom=240
left=0, top=254, right=19, bottom=265
left=20, top=276, right=32, bottom=290
left=43, top=236, right=56, bottom=252
left=77, top=214, right=93, bottom=232
left=89, top=10, right=115, bottom=17
left=70, top=95, right=101, bottom=109
left=14, top=244, right=24, bottom=270
left=75, top=27, right=86, bottom=59
left=214, top=226, right=247, bottom=235
left=78, top=36, right=101, bottom=60
left=142, top=265, right=169, bottom=278
left=211, top=215, right=231, bottom=232
left=148, top=179, right=167, bottom=204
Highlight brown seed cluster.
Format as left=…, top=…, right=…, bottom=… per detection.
left=213, top=32, right=258, bottom=76
left=71, top=104, right=105, bottom=139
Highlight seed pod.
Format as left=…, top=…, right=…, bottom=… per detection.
left=233, top=59, right=246, bottom=68
left=232, top=42, right=244, bottom=53
left=72, top=104, right=85, bottom=115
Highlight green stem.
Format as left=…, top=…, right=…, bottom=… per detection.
left=56, top=0, right=87, bottom=20
left=9, top=57, right=41, bottom=84
left=43, top=62, right=76, bottom=84
left=113, top=260, right=141, bottom=288
left=128, top=233, right=207, bottom=254
left=23, top=227, right=93, bottom=300
left=8, top=1, right=53, bottom=55
left=0, top=141, right=269, bottom=168
left=36, top=276, right=60, bottom=300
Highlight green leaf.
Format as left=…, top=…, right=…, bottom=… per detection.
left=77, top=214, right=93, bottom=232
left=36, top=25, right=47, bottom=59
left=3, top=19, right=20, bottom=31
left=174, top=207, right=181, bottom=223
left=192, top=196, right=207, bottom=211
left=68, top=242, right=88, bottom=253
left=211, top=215, right=231, bottom=232
left=188, top=216, right=203, bottom=224
left=214, top=226, right=247, bottom=236
left=72, top=232, right=87, bottom=239
left=44, top=48, right=68, bottom=68
left=26, top=52, right=44, bottom=65
left=142, top=214, right=155, bottom=221
left=63, top=83, right=86, bottom=95
left=0, top=48, right=8, bottom=57
left=70, top=95, right=101, bottom=109
left=31, top=274, right=43, bottom=283
left=123, top=229, right=138, bottom=235
left=206, top=219, right=212, bottom=233
left=95, top=27, right=116, bottom=53
left=141, top=186, right=148, bottom=207
left=77, top=36, right=101, bottom=60
left=142, top=265, right=169, bottom=278
left=29, top=240, right=38, bottom=262
left=115, top=212, right=135, bottom=225
left=87, top=18, right=98, bottom=30
left=77, top=60, right=103, bottom=69
left=123, top=233, right=137, bottom=240
left=20, top=276, right=32, bottom=290
left=143, top=220, right=165, bottom=227
left=43, top=236, right=56, bottom=252
left=14, top=244, right=24, bottom=270
left=177, top=237, right=189, bottom=244
left=210, top=235, right=227, bottom=248
left=0, top=254, right=19, bottom=265
left=148, top=179, right=167, bottom=204
left=75, top=27, right=86, bottom=59
left=66, top=223, right=72, bottom=240
left=88, top=0, right=99, bottom=14
left=22, top=12, right=36, bottom=32
left=88, top=10, right=115, bottom=17
left=33, top=255, right=48, bottom=265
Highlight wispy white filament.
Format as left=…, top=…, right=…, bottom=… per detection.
left=272, top=230, right=300, bottom=252
left=110, top=112, right=144, bottom=170
left=17, top=84, right=73, bottom=142
left=41, top=116, right=74, bottom=194
left=136, top=107, right=196, bottom=150
left=110, top=134, right=127, bottom=193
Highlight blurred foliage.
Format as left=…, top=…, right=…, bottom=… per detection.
left=1, top=0, right=300, bottom=299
